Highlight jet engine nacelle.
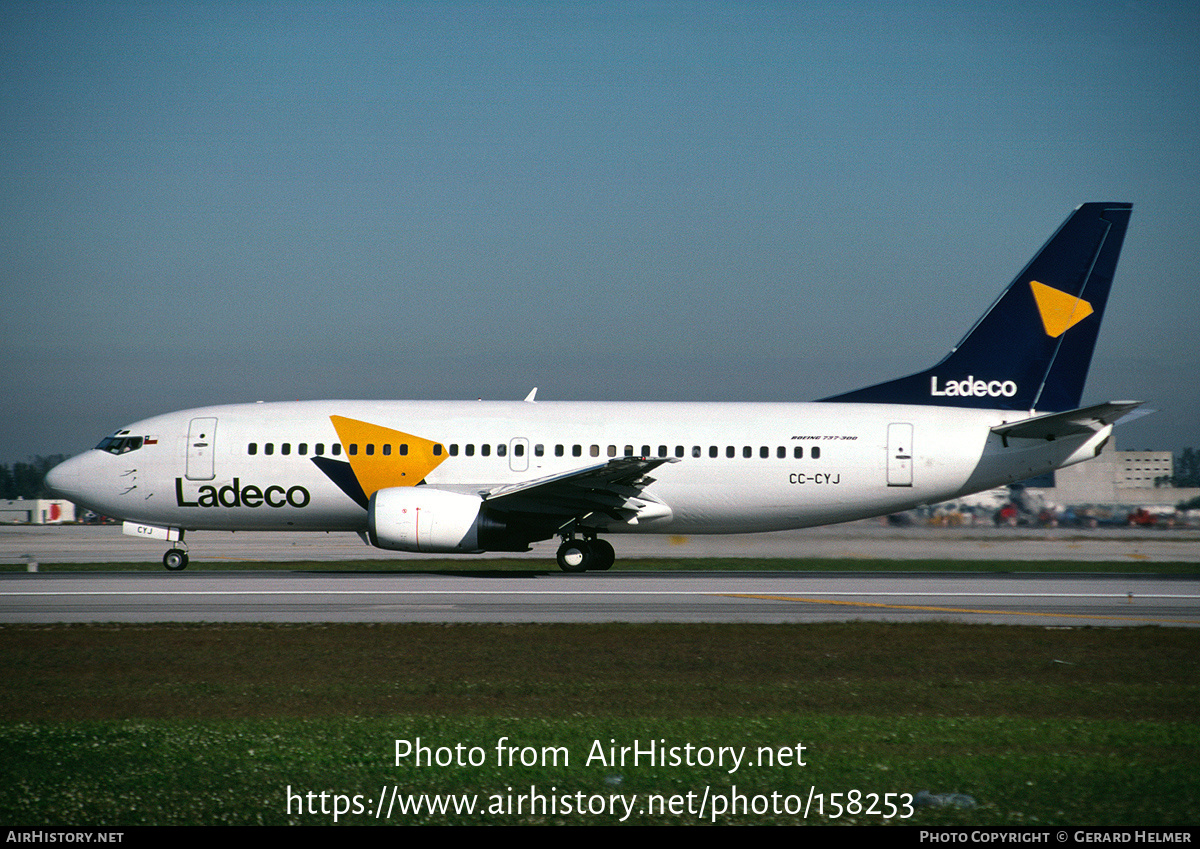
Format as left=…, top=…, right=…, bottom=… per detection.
left=367, top=487, right=529, bottom=553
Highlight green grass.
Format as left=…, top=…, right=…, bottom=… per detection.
left=2, top=716, right=1195, bottom=825
left=2, top=622, right=1198, bottom=825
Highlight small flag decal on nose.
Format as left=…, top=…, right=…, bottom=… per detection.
left=1029, top=280, right=1094, bottom=338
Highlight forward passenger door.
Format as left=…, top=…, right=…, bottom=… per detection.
left=186, top=417, right=217, bottom=481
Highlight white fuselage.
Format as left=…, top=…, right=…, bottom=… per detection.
left=48, top=399, right=1098, bottom=537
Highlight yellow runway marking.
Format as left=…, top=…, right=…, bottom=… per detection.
left=721, top=593, right=1200, bottom=626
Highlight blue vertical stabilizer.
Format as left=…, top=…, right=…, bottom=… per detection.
left=820, top=202, right=1132, bottom=412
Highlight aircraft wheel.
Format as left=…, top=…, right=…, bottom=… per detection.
left=590, top=539, right=615, bottom=571
left=556, top=540, right=591, bottom=573
left=163, top=549, right=189, bottom=571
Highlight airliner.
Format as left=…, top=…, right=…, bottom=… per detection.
left=45, top=202, right=1139, bottom=572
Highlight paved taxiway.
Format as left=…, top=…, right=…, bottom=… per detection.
left=3, top=524, right=1197, bottom=626
left=2, top=570, right=1197, bottom=626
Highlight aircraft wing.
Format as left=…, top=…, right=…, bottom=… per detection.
left=991, top=401, right=1144, bottom=443
left=480, top=456, right=679, bottom=528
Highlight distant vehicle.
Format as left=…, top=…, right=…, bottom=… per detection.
left=1128, top=508, right=1157, bottom=527
left=46, top=203, right=1139, bottom=571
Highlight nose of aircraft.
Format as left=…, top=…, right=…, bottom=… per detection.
left=43, top=454, right=85, bottom=501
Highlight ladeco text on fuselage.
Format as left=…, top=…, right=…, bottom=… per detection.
left=175, top=477, right=311, bottom=509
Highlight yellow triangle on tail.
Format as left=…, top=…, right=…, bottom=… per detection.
left=329, top=415, right=447, bottom=499
left=1030, top=280, right=1094, bottom=338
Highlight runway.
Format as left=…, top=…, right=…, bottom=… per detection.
left=3, top=524, right=1197, bottom=626
left=3, top=570, right=1197, bottom=626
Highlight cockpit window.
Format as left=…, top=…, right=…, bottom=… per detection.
left=95, top=436, right=144, bottom=455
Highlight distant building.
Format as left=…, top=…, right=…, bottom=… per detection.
left=1037, top=440, right=1198, bottom=509
left=0, top=499, right=77, bottom=524
left=1117, top=450, right=1173, bottom=488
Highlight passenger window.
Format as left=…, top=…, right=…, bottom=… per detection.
left=692, top=446, right=701, bottom=458
left=497, top=444, right=507, bottom=456
left=515, top=444, right=525, bottom=456
left=760, top=446, right=769, bottom=458
left=555, top=444, right=564, bottom=457
left=314, top=443, right=324, bottom=456
left=331, top=444, right=341, bottom=456
left=348, top=444, right=358, bottom=456
left=812, top=446, right=821, bottom=459
left=794, top=446, right=803, bottom=458
left=364, top=444, right=373, bottom=456
left=399, top=444, right=409, bottom=455
left=382, top=444, right=392, bottom=456
left=433, top=444, right=443, bottom=456
left=658, top=445, right=668, bottom=457
left=282, top=443, right=291, bottom=455
left=777, top=446, right=785, bottom=458
left=449, top=444, right=459, bottom=456
left=624, top=445, right=634, bottom=456
left=248, top=443, right=257, bottom=455
left=641, top=445, right=651, bottom=456
left=726, top=446, right=735, bottom=458
left=299, top=443, right=308, bottom=456
left=675, top=446, right=684, bottom=458
left=709, top=446, right=718, bottom=458
left=482, top=444, right=491, bottom=456
left=743, top=446, right=752, bottom=458
left=590, top=445, right=600, bottom=457
left=466, top=444, right=475, bottom=456
left=574, top=445, right=582, bottom=457
left=265, top=444, right=274, bottom=456
left=535, top=444, right=544, bottom=457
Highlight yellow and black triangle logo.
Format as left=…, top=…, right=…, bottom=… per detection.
left=329, top=415, right=447, bottom=499
left=312, top=416, right=448, bottom=508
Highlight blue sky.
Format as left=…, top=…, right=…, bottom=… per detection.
left=2, top=1, right=1197, bottom=463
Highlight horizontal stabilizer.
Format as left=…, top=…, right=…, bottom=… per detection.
left=991, top=401, right=1143, bottom=443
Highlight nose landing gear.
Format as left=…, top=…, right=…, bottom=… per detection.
left=163, top=535, right=189, bottom=571
left=555, top=535, right=615, bottom=572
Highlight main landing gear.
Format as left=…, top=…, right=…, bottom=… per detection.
left=555, top=536, right=615, bottom=573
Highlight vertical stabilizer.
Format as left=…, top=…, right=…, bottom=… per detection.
left=821, top=203, right=1132, bottom=412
